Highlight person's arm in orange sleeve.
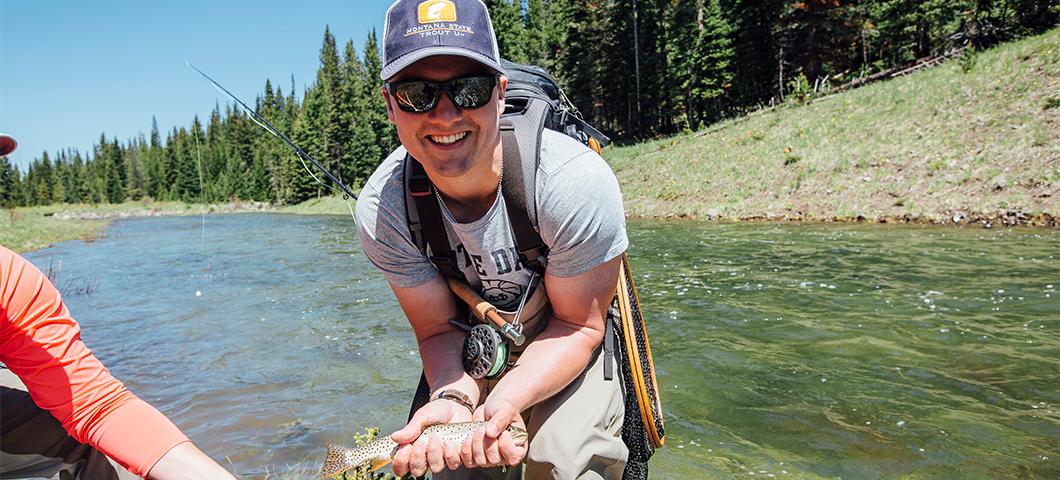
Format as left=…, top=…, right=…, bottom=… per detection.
left=0, top=246, right=236, bottom=480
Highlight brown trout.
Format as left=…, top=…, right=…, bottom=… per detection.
left=320, top=421, right=529, bottom=478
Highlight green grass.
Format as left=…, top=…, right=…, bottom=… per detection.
left=0, top=200, right=270, bottom=253
left=0, top=209, right=108, bottom=253
left=606, top=28, right=1060, bottom=224
left=277, top=195, right=358, bottom=216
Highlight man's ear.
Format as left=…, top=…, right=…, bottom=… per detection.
left=381, top=86, right=397, bottom=124
left=496, top=75, right=508, bottom=115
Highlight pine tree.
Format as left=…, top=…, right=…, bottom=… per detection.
left=36, top=151, right=57, bottom=205
left=92, top=139, right=118, bottom=204
left=0, top=155, right=18, bottom=207
left=342, top=39, right=381, bottom=187
left=285, top=82, right=317, bottom=204
left=67, top=150, right=88, bottom=203
left=205, top=105, right=228, bottom=202
left=725, top=0, right=786, bottom=106
left=684, top=0, right=736, bottom=127
left=316, top=26, right=349, bottom=188
left=363, top=30, right=398, bottom=155
left=486, top=0, right=529, bottom=62
left=122, top=138, right=145, bottom=201
left=169, top=125, right=198, bottom=202
left=106, top=138, right=125, bottom=203
left=524, top=0, right=569, bottom=72
left=54, top=153, right=68, bottom=204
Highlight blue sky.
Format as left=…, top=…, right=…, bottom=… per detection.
left=1, top=0, right=394, bottom=170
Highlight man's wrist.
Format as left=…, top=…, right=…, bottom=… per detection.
left=432, top=389, right=475, bottom=414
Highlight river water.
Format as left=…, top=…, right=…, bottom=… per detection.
left=22, top=214, right=1059, bottom=479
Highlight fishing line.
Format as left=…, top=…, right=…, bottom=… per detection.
left=185, top=62, right=357, bottom=222
left=192, top=128, right=209, bottom=299
left=193, top=128, right=206, bottom=247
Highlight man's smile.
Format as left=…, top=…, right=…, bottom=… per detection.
left=428, top=131, right=470, bottom=146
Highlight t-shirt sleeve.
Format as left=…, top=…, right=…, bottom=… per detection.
left=355, top=152, right=439, bottom=288
left=536, top=139, right=628, bottom=278
left=0, top=246, right=189, bottom=477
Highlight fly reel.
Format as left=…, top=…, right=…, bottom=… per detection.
left=462, top=324, right=510, bottom=380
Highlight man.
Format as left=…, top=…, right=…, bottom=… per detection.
left=0, top=133, right=236, bottom=480
left=354, top=1, right=629, bottom=478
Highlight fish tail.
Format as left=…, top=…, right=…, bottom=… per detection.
left=320, top=442, right=360, bottom=479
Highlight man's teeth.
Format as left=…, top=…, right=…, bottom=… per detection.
left=430, top=132, right=467, bottom=144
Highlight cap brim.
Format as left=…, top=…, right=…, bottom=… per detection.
left=0, top=134, right=16, bottom=156
left=380, top=47, right=505, bottom=80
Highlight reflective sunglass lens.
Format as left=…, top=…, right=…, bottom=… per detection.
left=451, top=77, right=494, bottom=109
left=394, top=82, right=437, bottom=112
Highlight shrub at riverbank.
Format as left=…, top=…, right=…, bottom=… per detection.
left=608, top=28, right=1058, bottom=226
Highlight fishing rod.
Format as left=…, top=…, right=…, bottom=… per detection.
left=186, top=62, right=358, bottom=200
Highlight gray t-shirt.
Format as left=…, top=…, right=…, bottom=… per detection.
left=355, top=129, right=627, bottom=311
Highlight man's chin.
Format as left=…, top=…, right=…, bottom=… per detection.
left=422, top=155, right=474, bottom=178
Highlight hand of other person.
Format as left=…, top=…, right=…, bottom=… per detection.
left=391, top=396, right=475, bottom=477
left=462, top=397, right=527, bottom=469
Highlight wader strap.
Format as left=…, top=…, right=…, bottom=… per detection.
left=604, top=310, right=615, bottom=381
left=404, top=154, right=466, bottom=282
left=499, top=119, right=547, bottom=272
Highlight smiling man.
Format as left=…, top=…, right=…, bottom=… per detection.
left=354, top=1, right=629, bottom=478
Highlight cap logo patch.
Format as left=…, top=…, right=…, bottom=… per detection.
left=418, top=0, right=456, bottom=24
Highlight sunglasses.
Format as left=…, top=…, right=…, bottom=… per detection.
left=386, top=74, right=498, bottom=113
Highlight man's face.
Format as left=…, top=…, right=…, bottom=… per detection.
left=383, top=55, right=507, bottom=179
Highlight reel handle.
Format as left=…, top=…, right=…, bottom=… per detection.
left=446, top=278, right=525, bottom=345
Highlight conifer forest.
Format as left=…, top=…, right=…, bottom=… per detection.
left=1, top=0, right=1055, bottom=208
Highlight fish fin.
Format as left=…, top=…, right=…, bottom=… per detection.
left=370, top=457, right=393, bottom=471
left=320, top=442, right=358, bottom=478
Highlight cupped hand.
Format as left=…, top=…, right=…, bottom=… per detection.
left=460, top=397, right=528, bottom=469
left=391, top=398, right=474, bottom=477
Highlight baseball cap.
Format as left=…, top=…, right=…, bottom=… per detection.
left=0, top=134, right=16, bottom=156
left=380, top=0, right=503, bottom=80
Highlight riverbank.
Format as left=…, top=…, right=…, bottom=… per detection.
left=0, top=197, right=362, bottom=252
left=608, top=28, right=1058, bottom=226
left=1, top=200, right=270, bottom=253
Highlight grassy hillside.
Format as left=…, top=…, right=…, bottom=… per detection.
left=607, top=28, right=1059, bottom=226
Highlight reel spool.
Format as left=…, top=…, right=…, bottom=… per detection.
left=462, top=324, right=510, bottom=380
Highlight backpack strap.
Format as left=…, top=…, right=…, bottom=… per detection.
left=404, top=154, right=466, bottom=282
left=500, top=115, right=547, bottom=273
left=501, top=97, right=555, bottom=272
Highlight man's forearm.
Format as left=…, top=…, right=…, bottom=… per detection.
left=485, top=317, right=604, bottom=412
left=419, top=328, right=483, bottom=404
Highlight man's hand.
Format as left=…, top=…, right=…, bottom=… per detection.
left=391, top=398, right=474, bottom=477
left=462, top=397, right=528, bottom=469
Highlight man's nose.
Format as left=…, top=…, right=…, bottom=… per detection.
left=428, top=91, right=462, bottom=121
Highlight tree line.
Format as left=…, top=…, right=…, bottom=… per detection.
left=1, top=0, right=1055, bottom=208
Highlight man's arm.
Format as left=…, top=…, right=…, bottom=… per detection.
left=486, top=254, right=620, bottom=412
left=389, top=274, right=483, bottom=406
left=386, top=274, right=484, bottom=476
left=463, top=254, right=622, bottom=469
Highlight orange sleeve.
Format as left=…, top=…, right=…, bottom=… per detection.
left=0, top=246, right=189, bottom=477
